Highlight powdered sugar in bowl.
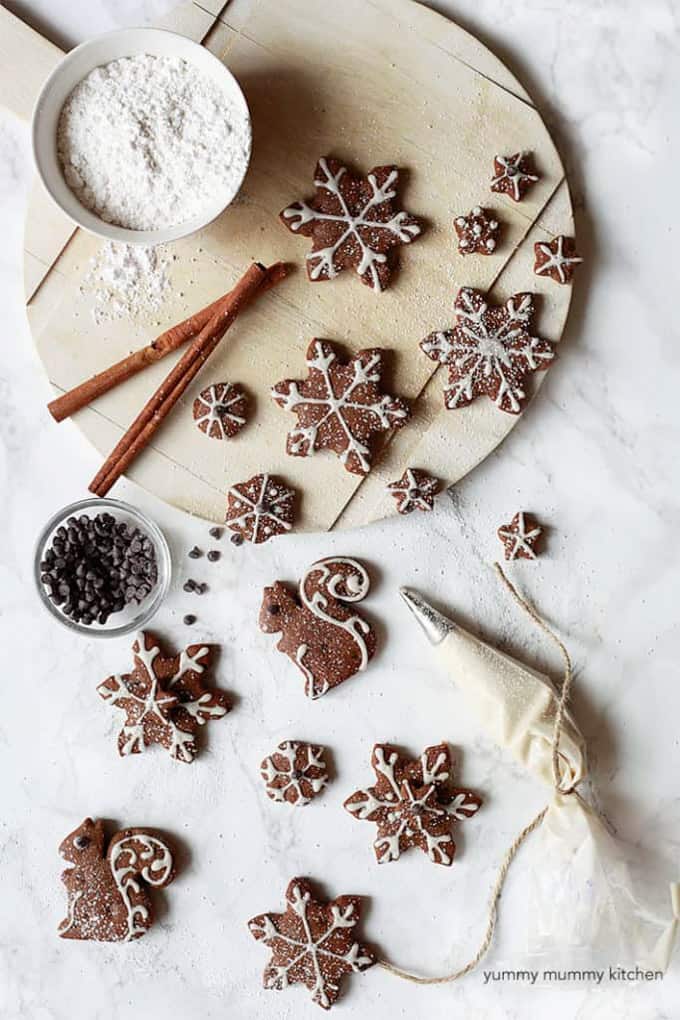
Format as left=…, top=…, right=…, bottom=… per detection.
left=32, top=29, right=252, bottom=245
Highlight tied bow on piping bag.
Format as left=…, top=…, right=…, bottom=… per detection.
left=400, top=577, right=679, bottom=974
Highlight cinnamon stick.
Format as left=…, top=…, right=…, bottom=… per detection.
left=89, top=261, right=287, bottom=498
left=49, top=263, right=285, bottom=423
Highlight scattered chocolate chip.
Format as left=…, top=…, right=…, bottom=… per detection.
left=183, top=579, right=197, bottom=593
left=195, top=583, right=208, bottom=595
left=230, top=533, right=244, bottom=546
left=207, top=550, right=220, bottom=562
left=188, top=546, right=203, bottom=559
left=183, top=614, right=196, bottom=626
left=209, top=527, right=223, bottom=540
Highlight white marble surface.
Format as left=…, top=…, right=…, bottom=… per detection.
left=1, top=1, right=679, bottom=1018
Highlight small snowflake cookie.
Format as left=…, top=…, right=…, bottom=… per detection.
left=387, top=468, right=441, bottom=514
left=260, top=557, right=376, bottom=700
left=272, top=339, right=410, bottom=475
left=344, top=743, right=482, bottom=866
left=454, top=206, right=500, bottom=255
left=491, top=151, right=539, bottom=202
left=97, top=631, right=229, bottom=763
left=261, top=741, right=329, bottom=805
left=534, top=236, right=582, bottom=284
left=420, top=287, right=555, bottom=415
left=193, top=381, right=248, bottom=440
left=58, top=818, right=176, bottom=942
left=225, top=473, right=297, bottom=544
left=248, top=877, right=375, bottom=1009
left=497, top=511, right=543, bottom=560
left=280, top=156, right=422, bottom=292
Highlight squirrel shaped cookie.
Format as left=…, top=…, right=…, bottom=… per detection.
left=57, top=817, right=176, bottom=942
left=259, top=557, right=376, bottom=700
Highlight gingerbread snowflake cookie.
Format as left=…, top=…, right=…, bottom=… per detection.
left=345, top=743, right=482, bottom=866
left=491, top=151, right=540, bottom=202
left=387, top=468, right=441, bottom=514
left=534, top=236, right=582, bottom=284
left=193, top=381, right=248, bottom=440
left=248, top=877, right=375, bottom=1009
left=97, top=631, right=229, bottom=762
left=225, top=473, right=297, bottom=544
left=261, top=741, right=329, bottom=806
left=272, top=339, right=410, bottom=475
left=497, top=511, right=543, bottom=560
left=260, top=557, right=376, bottom=700
left=454, top=206, right=500, bottom=255
left=280, top=156, right=421, bottom=292
left=420, top=287, right=554, bottom=415
left=58, top=818, right=176, bottom=942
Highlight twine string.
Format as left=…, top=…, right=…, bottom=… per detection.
left=379, top=562, right=580, bottom=984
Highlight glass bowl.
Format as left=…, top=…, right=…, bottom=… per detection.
left=34, top=497, right=171, bottom=637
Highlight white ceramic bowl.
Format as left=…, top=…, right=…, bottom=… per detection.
left=31, top=28, right=252, bottom=246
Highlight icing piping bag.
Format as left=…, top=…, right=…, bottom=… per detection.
left=399, top=584, right=679, bottom=971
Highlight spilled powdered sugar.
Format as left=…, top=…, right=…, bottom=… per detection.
left=82, top=242, right=175, bottom=325
left=58, top=54, right=250, bottom=230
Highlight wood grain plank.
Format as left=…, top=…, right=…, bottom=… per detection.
left=25, top=0, right=575, bottom=528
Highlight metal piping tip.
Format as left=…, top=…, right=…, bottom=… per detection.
left=399, top=587, right=456, bottom=645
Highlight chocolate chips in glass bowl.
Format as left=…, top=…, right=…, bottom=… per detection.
left=39, top=511, right=158, bottom=626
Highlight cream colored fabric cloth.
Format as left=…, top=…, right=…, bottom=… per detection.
left=435, top=622, right=586, bottom=790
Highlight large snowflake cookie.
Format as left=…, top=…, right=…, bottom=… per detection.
left=454, top=205, right=500, bottom=255
left=248, top=877, right=375, bottom=1009
left=420, top=287, right=555, bottom=415
left=259, top=557, right=376, bottom=700
left=344, top=743, right=482, bottom=866
left=58, top=817, right=176, bottom=942
left=225, top=473, right=297, bottom=544
left=490, top=151, right=540, bottom=202
left=272, top=339, right=410, bottom=475
left=193, top=381, right=248, bottom=440
left=387, top=468, right=441, bottom=514
left=497, top=510, right=543, bottom=560
left=261, top=741, right=329, bottom=806
left=280, top=156, right=421, bottom=292
left=97, top=631, right=229, bottom=763
left=534, top=235, right=582, bottom=284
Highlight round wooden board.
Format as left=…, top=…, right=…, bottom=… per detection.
left=26, top=0, right=574, bottom=531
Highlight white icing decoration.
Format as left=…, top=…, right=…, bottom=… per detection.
left=252, top=881, right=372, bottom=1008
left=109, top=833, right=173, bottom=941
left=534, top=235, right=583, bottom=283
left=97, top=633, right=222, bottom=762
left=261, top=741, right=328, bottom=805
left=346, top=745, right=479, bottom=865
left=421, top=288, right=553, bottom=414
left=491, top=151, right=539, bottom=201
left=299, top=558, right=371, bottom=699
left=274, top=341, right=408, bottom=474
left=194, top=383, right=246, bottom=439
left=226, top=473, right=293, bottom=544
left=498, top=511, right=542, bottom=560
left=58, top=888, right=83, bottom=934
left=281, top=157, right=420, bottom=292
left=387, top=468, right=439, bottom=513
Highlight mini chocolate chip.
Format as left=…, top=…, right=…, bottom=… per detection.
left=207, top=550, right=220, bottom=562
left=195, top=583, right=208, bottom=595
left=268, top=603, right=281, bottom=615
left=209, top=527, right=222, bottom=540
left=188, top=546, right=203, bottom=559
left=183, top=614, right=196, bottom=626
left=183, top=580, right=197, bottom=593
left=230, top=533, right=244, bottom=546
